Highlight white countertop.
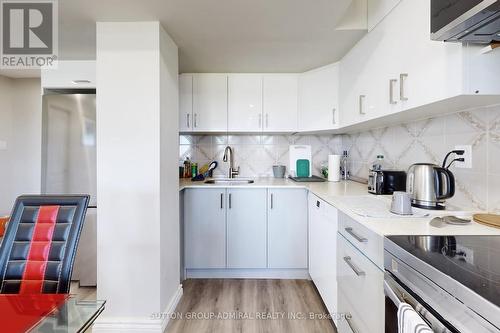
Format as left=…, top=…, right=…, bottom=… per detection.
left=179, top=178, right=500, bottom=237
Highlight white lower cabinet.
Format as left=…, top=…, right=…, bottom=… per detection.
left=268, top=189, right=308, bottom=269
left=337, top=233, right=384, bottom=333
left=227, top=188, right=267, bottom=268
left=308, top=194, right=338, bottom=316
left=184, top=188, right=227, bottom=269
left=183, top=187, right=309, bottom=276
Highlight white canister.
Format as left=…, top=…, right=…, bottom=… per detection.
left=328, top=155, right=341, bottom=182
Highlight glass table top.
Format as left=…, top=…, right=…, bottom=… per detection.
left=31, top=297, right=105, bottom=333
left=0, top=294, right=105, bottom=333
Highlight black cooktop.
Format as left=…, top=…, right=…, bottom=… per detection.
left=387, top=235, right=500, bottom=308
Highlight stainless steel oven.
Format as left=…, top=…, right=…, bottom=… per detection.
left=384, top=236, right=500, bottom=333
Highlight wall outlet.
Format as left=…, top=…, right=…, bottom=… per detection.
left=454, top=145, right=472, bottom=169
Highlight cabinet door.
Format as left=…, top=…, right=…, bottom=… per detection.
left=227, top=188, right=267, bottom=268
left=41, top=60, right=96, bottom=89
left=298, top=63, right=339, bottom=131
left=192, top=74, right=228, bottom=132
left=337, top=234, right=384, bottom=333
left=367, top=0, right=401, bottom=31
left=228, top=74, right=263, bottom=132
left=179, top=74, right=193, bottom=132
left=263, top=74, right=298, bottom=132
left=268, top=189, right=307, bottom=269
left=392, top=0, right=462, bottom=112
left=184, top=189, right=226, bottom=269
left=308, top=194, right=338, bottom=315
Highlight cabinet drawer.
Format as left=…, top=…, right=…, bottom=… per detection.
left=337, top=234, right=384, bottom=333
left=336, top=290, right=366, bottom=333
left=338, top=212, right=383, bottom=268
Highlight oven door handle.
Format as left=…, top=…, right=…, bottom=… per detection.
left=384, top=274, right=454, bottom=333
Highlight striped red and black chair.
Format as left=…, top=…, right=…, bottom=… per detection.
left=0, top=195, right=89, bottom=294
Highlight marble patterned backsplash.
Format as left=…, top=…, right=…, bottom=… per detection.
left=179, top=134, right=343, bottom=178
left=179, top=104, right=500, bottom=212
left=343, top=104, right=500, bottom=212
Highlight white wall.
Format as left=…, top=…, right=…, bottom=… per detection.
left=0, top=76, right=42, bottom=215
left=95, top=22, right=180, bottom=333
left=159, top=26, right=181, bottom=312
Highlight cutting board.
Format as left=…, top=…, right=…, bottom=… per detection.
left=473, top=214, right=500, bottom=229
left=289, top=145, right=312, bottom=177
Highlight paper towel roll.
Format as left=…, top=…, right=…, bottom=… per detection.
left=328, top=155, right=341, bottom=182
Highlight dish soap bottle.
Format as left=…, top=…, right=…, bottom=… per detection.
left=183, top=157, right=192, bottom=178
left=341, top=150, right=349, bottom=180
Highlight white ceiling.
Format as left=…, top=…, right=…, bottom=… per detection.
left=1, top=0, right=367, bottom=77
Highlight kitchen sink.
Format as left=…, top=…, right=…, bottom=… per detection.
left=204, top=178, right=255, bottom=184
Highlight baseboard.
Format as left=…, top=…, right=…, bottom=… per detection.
left=92, top=284, right=183, bottom=333
left=161, top=284, right=183, bottom=332
left=186, top=268, right=311, bottom=279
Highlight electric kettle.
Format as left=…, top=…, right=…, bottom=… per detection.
left=406, top=163, right=455, bottom=210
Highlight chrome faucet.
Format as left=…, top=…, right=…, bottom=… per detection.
left=223, top=146, right=239, bottom=178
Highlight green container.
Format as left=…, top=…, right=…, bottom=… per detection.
left=296, top=159, right=310, bottom=178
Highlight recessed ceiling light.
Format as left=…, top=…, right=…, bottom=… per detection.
left=72, top=80, right=91, bottom=84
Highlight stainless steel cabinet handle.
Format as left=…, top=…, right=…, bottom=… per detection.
left=400, top=73, right=408, bottom=101
left=270, top=193, right=274, bottom=209
left=265, top=113, right=269, bottom=128
left=220, top=193, right=223, bottom=209
left=332, top=108, right=336, bottom=124
left=194, top=113, right=198, bottom=128
left=346, top=315, right=360, bottom=333
left=187, top=114, right=190, bottom=128
left=359, top=95, right=366, bottom=115
left=229, top=193, right=232, bottom=209
left=344, top=256, right=366, bottom=276
left=389, top=79, right=398, bottom=104
left=345, top=227, right=368, bottom=243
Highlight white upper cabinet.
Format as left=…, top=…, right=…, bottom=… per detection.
left=228, top=74, right=263, bottom=132
left=179, top=74, right=193, bottom=132
left=340, top=0, right=500, bottom=127
left=263, top=74, right=298, bottom=132
left=298, top=63, right=340, bottom=131
left=367, top=0, right=401, bottom=31
left=41, top=61, right=96, bottom=89
left=192, top=74, right=228, bottom=132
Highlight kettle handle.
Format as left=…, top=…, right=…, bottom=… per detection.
left=434, top=167, right=455, bottom=200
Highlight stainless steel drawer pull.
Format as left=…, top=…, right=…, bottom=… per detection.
left=389, top=79, right=398, bottom=104
left=359, top=95, right=366, bottom=115
left=345, top=227, right=368, bottom=243
left=343, top=256, right=366, bottom=276
left=400, top=73, right=408, bottom=101
left=270, top=193, right=274, bottom=209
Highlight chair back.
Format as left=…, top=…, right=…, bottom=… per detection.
left=0, top=195, right=89, bottom=294
left=0, top=216, right=8, bottom=237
